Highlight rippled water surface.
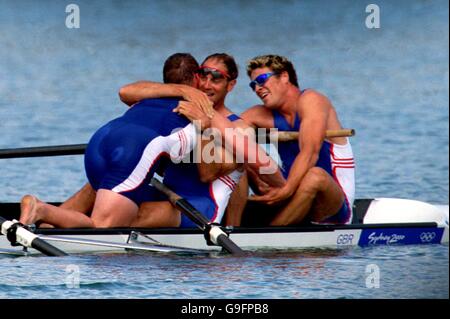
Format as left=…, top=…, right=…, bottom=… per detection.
left=0, top=0, right=448, bottom=299
left=0, top=245, right=448, bottom=299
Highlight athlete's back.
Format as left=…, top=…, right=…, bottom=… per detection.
left=121, top=98, right=189, bottom=136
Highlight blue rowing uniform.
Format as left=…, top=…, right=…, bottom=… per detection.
left=273, top=111, right=333, bottom=179
left=85, top=98, right=192, bottom=205
left=164, top=114, right=243, bottom=228
left=272, top=103, right=355, bottom=224
left=85, top=100, right=241, bottom=227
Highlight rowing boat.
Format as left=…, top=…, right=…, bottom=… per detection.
left=0, top=139, right=448, bottom=256
left=1, top=197, right=448, bottom=256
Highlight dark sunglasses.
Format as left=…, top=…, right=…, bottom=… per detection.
left=196, top=66, right=230, bottom=80
left=249, top=72, right=278, bottom=91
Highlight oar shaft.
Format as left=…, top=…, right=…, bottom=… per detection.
left=151, top=178, right=209, bottom=229
left=31, top=237, right=68, bottom=257
left=151, top=178, right=244, bottom=255
left=0, top=129, right=355, bottom=159
left=0, top=144, right=86, bottom=159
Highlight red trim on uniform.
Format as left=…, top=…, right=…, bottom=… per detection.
left=331, top=164, right=355, bottom=168
left=322, top=144, right=352, bottom=224
left=219, top=176, right=235, bottom=191
left=117, top=152, right=170, bottom=193
left=331, top=165, right=352, bottom=224
left=177, top=130, right=186, bottom=157
left=209, top=183, right=219, bottom=222
left=226, top=175, right=237, bottom=187
left=331, top=154, right=354, bottom=161
left=331, top=159, right=354, bottom=164
left=222, top=175, right=237, bottom=188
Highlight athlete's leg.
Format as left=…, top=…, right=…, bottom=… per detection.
left=224, top=172, right=248, bottom=226
left=28, top=183, right=97, bottom=229
left=90, top=189, right=138, bottom=227
left=60, top=182, right=96, bottom=214
left=270, top=167, right=344, bottom=226
left=20, top=194, right=95, bottom=228
left=131, top=201, right=181, bottom=227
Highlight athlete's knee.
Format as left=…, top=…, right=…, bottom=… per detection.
left=301, top=167, right=329, bottom=190
left=92, top=214, right=134, bottom=228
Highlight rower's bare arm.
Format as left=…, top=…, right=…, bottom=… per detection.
left=119, top=81, right=212, bottom=113
left=224, top=173, right=248, bottom=226
left=210, top=112, right=285, bottom=188
left=119, top=81, right=184, bottom=106
left=286, top=91, right=329, bottom=191
left=240, top=105, right=274, bottom=128
left=246, top=166, right=271, bottom=194
left=249, top=93, right=329, bottom=204
left=196, top=120, right=250, bottom=182
left=196, top=140, right=241, bottom=183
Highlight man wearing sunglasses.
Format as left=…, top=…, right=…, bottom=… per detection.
left=20, top=53, right=283, bottom=229
left=118, top=53, right=276, bottom=226
left=241, top=54, right=355, bottom=226
left=19, top=54, right=210, bottom=228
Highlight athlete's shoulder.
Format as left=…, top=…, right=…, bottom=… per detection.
left=298, top=89, right=333, bottom=113
left=299, top=88, right=330, bottom=102
left=240, top=105, right=273, bottom=128
left=138, top=97, right=180, bottom=105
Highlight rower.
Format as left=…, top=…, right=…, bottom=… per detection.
left=241, top=54, right=355, bottom=226
left=120, top=53, right=256, bottom=227
left=19, top=54, right=216, bottom=228
left=20, top=53, right=283, bottom=229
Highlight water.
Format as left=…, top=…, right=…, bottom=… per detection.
left=0, top=0, right=448, bottom=299
left=0, top=245, right=448, bottom=299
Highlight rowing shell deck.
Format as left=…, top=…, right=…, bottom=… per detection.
left=1, top=198, right=448, bottom=256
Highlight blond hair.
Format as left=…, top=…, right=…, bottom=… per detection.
left=246, top=54, right=299, bottom=87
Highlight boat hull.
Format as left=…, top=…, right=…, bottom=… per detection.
left=1, top=198, right=448, bottom=255
left=0, top=222, right=447, bottom=256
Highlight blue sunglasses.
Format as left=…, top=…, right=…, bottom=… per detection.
left=249, top=72, right=278, bottom=91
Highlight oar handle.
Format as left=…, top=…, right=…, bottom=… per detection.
left=258, top=128, right=355, bottom=142
left=151, top=177, right=245, bottom=255
left=0, top=216, right=67, bottom=256
left=324, top=129, right=355, bottom=138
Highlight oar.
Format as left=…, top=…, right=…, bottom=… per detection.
left=0, top=144, right=86, bottom=159
left=0, top=216, right=67, bottom=256
left=257, top=128, right=355, bottom=143
left=151, top=177, right=245, bottom=256
left=0, top=129, right=355, bottom=159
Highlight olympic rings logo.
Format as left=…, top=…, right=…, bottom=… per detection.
left=419, top=232, right=436, bottom=242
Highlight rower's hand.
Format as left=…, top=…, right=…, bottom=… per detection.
left=254, top=180, right=271, bottom=195
left=178, top=86, right=214, bottom=119
left=248, top=185, right=294, bottom=205
left=174, top=101, right=211, bottom=130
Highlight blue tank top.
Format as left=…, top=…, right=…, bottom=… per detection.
left=163, top=114, right=241, bottom=198
left=272, top=110, right=332, bottom=179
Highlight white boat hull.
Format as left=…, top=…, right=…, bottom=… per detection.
left=1, top=198, right=448, bottom=256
